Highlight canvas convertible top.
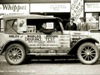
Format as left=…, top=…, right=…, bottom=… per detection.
left=1, top=14, right=61, bottom=20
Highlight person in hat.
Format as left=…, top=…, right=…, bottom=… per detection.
left=65, top=17, right=77, bottom=30
left=77, top=17, right=90, bottom=31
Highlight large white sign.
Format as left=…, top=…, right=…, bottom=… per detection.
left=0, top=4, right=29, bottom=14
left=71, top=0, right=84, bottom=23
left=30, top=3, right=70, bottom=12
left=85, top=3, right=100, bottom=12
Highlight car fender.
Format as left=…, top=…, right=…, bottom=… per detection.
left=69, top=38, right=99, bottom=54
left=1, top=39, right=29, bottom=54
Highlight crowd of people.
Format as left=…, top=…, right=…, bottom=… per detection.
left=65, top=17, right=90, bottom=31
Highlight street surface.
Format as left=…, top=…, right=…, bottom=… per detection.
left=0, top=55, right=100, bottom=75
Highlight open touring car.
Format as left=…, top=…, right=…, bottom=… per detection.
left=0, top=14, right=100, bottom=65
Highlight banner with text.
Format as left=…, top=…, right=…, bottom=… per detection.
left=71, top=0, right=84, bottom=23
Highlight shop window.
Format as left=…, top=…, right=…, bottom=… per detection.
left=86, top=13, right=99, bottom=30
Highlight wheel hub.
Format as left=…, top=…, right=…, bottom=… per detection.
left=12, top=51, right=18, bottom=57
left=85, top=50, right=91, bottom=56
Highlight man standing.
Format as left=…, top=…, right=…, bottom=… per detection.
left=65, top=17, right=77, bottom=30
left=77, top=17, right=90, bottom=31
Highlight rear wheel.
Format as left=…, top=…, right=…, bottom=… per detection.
left=5, top=44, right=26, bottom=65
left=77, top=42, right=99, bottom=65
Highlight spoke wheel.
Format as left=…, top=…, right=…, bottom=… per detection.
left=5, top=44, right=26, bottom=65
left=77, top=42, right=99, bottom=65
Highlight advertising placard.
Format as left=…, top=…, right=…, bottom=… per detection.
left=71, top=0, right=84, bottom=23
left=17, top=18, right=27, bottom=33
left=85, top=3, right=100, bottom=12
left=25, top=35, right=59, bottom=47
left=24, top=34, right=70, bottom=49
left=30, top=3, right=70, bottom=12
left=0, top=4, right=29, bottom=15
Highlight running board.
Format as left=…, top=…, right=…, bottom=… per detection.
left=27, top=53, right=68, bottom=56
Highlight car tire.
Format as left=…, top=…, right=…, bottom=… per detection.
left=77, top=42, right=99, bottom=65
left=5, top=43, right=26, bottom=65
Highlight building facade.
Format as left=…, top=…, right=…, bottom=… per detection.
left=0, top=0, right=100, bottom=29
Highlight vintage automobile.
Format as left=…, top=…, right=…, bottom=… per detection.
left=0, top=14, right=99, bottom=65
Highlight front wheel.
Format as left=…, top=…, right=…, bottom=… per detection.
left=77, top=42, right=99, bottom=65
left=5, top=44, right=26, bottom=65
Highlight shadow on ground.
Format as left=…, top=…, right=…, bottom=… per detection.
left=24, top=55, right=100, bottom=65
left=24, top=55, right=81, bottom=64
